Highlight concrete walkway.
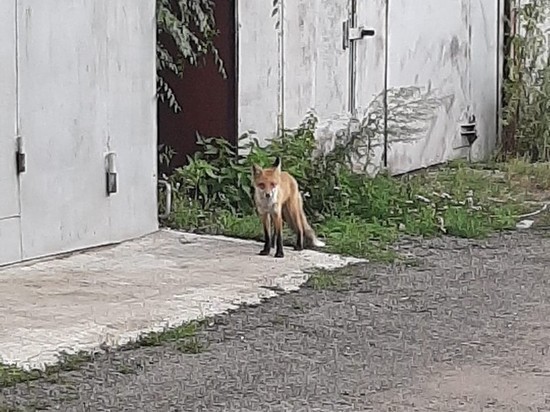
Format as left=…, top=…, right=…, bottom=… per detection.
left=3, top=231, right=550, bottom=411
left=0, top=230, right=361, bottom=369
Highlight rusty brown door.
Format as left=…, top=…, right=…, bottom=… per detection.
left=158, top=0, right=237, bottom=173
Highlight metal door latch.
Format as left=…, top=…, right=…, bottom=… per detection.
left=105, top=152, right=118, bottom=195
left=15, top=136, right=26, bottom=174
left=343, top=21, right=376, bottom=50
left=460, top=115, right=478, bottom=146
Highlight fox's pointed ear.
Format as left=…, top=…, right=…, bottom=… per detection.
left=252, top=164, right=262, bottom=177
left=272, top=156, right=281, bottom=172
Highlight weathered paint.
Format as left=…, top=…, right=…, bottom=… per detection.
left=0, top=0, right=158, bottom=266
left=0, top=218, right=22, bottom=266
left=352, top=0, right=387, bottom=175
left=237, top=0, right=503, bottom=176
left=0, top=0, right=22, bottom=265
left=282, top=0, right=316, bottom=129
left=237, top=0, right=280, bottom=146
left=384, top=0, right=472, bottom=175
left=301, top=0, right=351, bottom=161
left=283, top=0, right=350, bottom=129
left=470, top=0, right=501, bottom=161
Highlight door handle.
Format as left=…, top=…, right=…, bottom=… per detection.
left=343, top=22, right=376, bottom=49
left=355, top=28, right=376, bottom=38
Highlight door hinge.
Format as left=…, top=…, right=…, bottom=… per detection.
left=343, top=20, right=376, bottom=50
left=15, top=136, right=26, bottom=174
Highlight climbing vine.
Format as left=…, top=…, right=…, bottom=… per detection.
left=501, top=0, right=550, bottom=161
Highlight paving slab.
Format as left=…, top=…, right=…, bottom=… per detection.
left=0, top=229, right=362, bottom=370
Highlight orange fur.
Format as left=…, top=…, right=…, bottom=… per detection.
left=252, top=157, right=325, bottom=258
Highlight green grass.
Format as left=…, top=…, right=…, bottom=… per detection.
left=116, top=364, right=136, bottom=375
left=0, top=350, right=92, bottom=388
left=0, top=320, right=206, bottom=389
left=166, top=159, right=549, bottom=263
left=0, top=407, right=24, bottom=412
left=308, top=270, right=343, bottom=291
left=0, top=363, right=41, bottom=388
left=128, top=320, right=207, bottom=354
left=317, top=216, right=398, bottom=261
left=161, top=118, right=550, bottom=263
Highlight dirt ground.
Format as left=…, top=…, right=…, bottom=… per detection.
left=2, top=230, right=550, bottom=411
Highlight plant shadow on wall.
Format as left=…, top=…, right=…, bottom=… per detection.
left=340, top=85, right=453, bottom=172
left=158, top=113, right=546, bottom=263
left=501, top=0, right=550, bottom=161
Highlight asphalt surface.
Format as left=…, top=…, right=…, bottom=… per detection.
left=2, top=231, right=550, bottom=411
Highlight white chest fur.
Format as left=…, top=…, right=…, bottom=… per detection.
left=254, top=189, right=280, bottom=215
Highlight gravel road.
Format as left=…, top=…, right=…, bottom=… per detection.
left=2, top=231, right=550, bottom=411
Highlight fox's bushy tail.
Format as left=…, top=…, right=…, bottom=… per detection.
left=302, top=217, right=326, bottom=248
left=282, top=203, right=325, bottom=249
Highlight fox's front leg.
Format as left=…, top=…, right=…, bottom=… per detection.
left=271, top=226, right=276, bottom=248
left=259, top=213, right=271, bottom=256
left=273, top=213, right=284, bottom=258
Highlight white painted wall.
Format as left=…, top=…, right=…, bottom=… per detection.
left=237, top=0, right=280, bottom=144
left=0, top=0, right=158, bottom=266
left=237, top=0, right=503, bottom=175
left=470, top=0, right=503, bottom=162
left=383, top=0, right=473, bottom=174
left=238, top=0, right=351, bottom=150
left=0, top=0, right=22, bottom=265
left=282, top=0, right=350, bottom=129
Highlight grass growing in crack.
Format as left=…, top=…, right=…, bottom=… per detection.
left=0, top=407, right=24, bottom=412
left=307, top=264, right=376, bottom=291
left=0, top=351, right=92, bottom=388
left=308, top=270, right=344, bottom=291
left=0, top=321, right=207, bottom=388
left=50, top=351, right=93, bottom=373
left=129, top=320, right=207, bottom=354
left=116, top=364, right=136, bottom=375
left=0, top=364, right=41, bottom=388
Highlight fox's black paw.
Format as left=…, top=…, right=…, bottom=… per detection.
left=274, top=251, right=284, bottom=258
left=259, top=249, right=270, bottom=256
left=293, top=245, right=304, bottom=251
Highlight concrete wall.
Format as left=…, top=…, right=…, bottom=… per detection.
left=0, top=0, right=158, bottom=266
left=237, top=0, right=504, bottom=175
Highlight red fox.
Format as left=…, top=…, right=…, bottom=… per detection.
left=252, top=157, right=325, bottom=258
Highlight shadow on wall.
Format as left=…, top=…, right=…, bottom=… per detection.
left=314, top=85, right=453, bottom=176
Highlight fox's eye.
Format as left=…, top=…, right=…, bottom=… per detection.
left=271, top=183, right=276, bottom=188
left=258, top=183, right=265, bottom=190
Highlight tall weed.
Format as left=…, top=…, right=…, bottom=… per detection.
left=163, top=115, right=519, bottom=261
